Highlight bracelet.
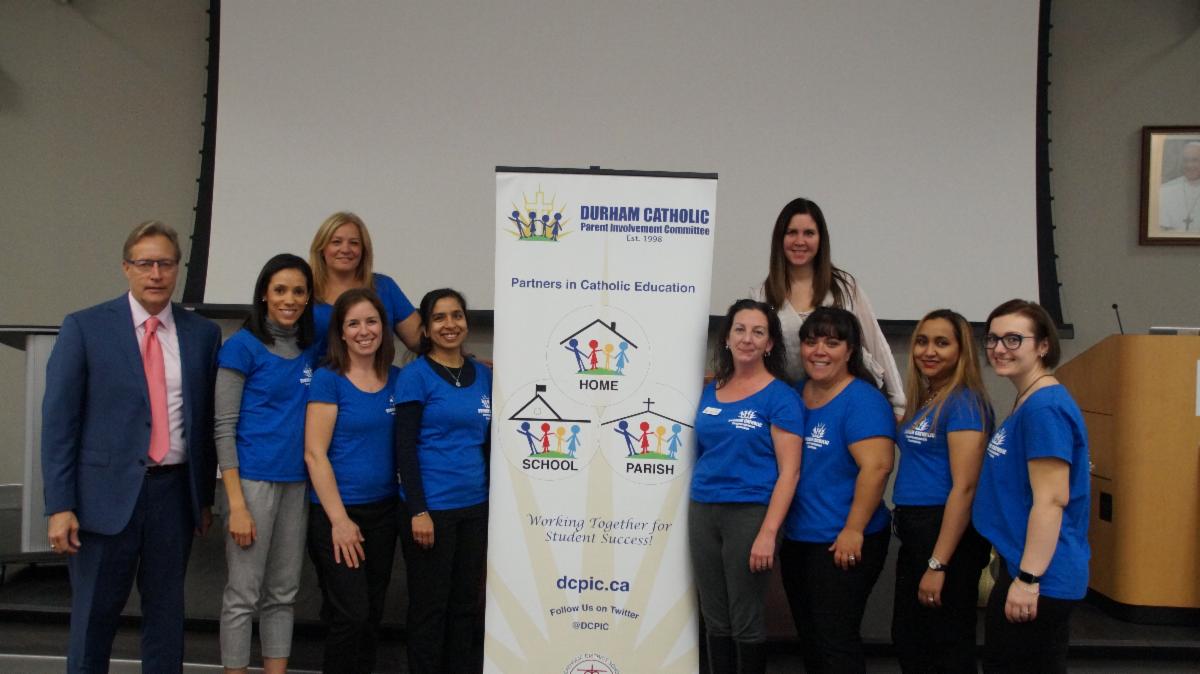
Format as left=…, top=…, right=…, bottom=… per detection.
left=414, top=511, right=430, bottom=518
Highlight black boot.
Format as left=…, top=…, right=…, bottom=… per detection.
left=735, top=639, right=767, bottom=674
left=705, top=632, right=736, bottom=674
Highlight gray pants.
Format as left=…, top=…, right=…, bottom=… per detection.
left=688, top=500, right=770, bottom=643
left=219, top=479, right=308, bottom=668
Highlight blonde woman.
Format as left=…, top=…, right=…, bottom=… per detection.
left=891, top=309, right=993, bottom=673
left=309, top=211, right=420, bottom=351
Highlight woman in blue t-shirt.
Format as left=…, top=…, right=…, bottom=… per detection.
left=304, top=288, right=400, bottom=674
left=689, top=299, right=803, bottom=674
left=308, top=211, right=420, bottom=352
left=780, top=307, right=895, bottom=674
left=394, top=288, right=492, bottom=674
left=216, top=254, right=320, bottom=674
left=891, top=309, right=994, bottom=673
left=973, top=300, right=1089, bottom=673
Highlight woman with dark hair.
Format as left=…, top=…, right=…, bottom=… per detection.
left=309, top=211, right=420, bottom=351
left=780, top=306, right=895, bottom=673
left=393, top=288, right=492, bottom=673
left=216, top=253, right=318, bottom=674
left=690, top=299, right=803, bottom=674
left=304, top=288, right=400, bottom=674
left=754, top=197, right=905, bottom=415
left=973, top=299, right=1089, bottom=673
left=891, top=309, right=994, bottom=672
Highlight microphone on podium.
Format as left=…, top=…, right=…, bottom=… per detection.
left=1111, top=303, right=1125, bottom=335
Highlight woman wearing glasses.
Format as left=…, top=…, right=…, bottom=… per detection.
left=754, top=197, right=905, bottom=415
left=891, top=309, right=993, bottom=673
left=309, top=211, right=421, bottom=352
left=780, top=307, right=894, bottom=673
left=973, top=299, right=1089, bottom=673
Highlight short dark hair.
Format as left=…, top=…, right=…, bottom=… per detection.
left=123, top=220, right=181, bottom=261
left=246, top=254, right=315, bottom=348
left=985, top=299, right=1061, bottom=368
left=712, top=299, right=788, bottom=385
left=797, top=306, right=878, bottom=386
left=416, top=288, right=468, bottom=355
left=324, top=288, right=395, bottom=377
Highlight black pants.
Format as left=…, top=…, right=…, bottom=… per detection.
left=307, top=498, right=398, bottom=674
left=891, top=505, right=991, bottom=673
left=398, top=500, right=489, bottom=674
left=779, top=528, right=890, bottom=674
left=982, top=562, right=1075, bottom=673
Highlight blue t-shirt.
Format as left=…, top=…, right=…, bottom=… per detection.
left=690, top=379, right=805, bottom=505
left=313, top=273, right=416, bottom=352
left=894, top=388, right=991, bottom=506
left=973, top=385, right=1090, bottom=600
left=784, top=378, right=895, bottom=542
left=218, top=329, right=320, bottom=482
left=394, top=357, right=492, bottom=511
left=307, top=365, right=401, bottom=505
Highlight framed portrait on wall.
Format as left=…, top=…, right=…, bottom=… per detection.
left=1141, top=126, right=1200, bottom=245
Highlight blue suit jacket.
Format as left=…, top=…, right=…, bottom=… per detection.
left=41, top=296, right=221, bottom=535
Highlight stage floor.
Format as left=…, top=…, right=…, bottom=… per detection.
left=0, top=503, right=1196, bottom=671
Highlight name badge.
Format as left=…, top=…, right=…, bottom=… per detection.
left=702, top=406, right=721, bottom=416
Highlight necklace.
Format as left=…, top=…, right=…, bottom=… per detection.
left=1012, top=373, right=1053, bottom=412
left=1181, top=181, right=1200, bottom=229
left=921, top=383, right=942, bottom=409
left=431, top=356, right=465, bottom=387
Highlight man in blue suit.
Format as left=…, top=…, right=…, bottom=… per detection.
left=42, top=220, right=220, bottom=672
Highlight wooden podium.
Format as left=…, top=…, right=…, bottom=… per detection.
left=1056, top=335, right=1200, bottom=624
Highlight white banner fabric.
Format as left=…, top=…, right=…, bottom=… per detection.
left=486, top=170, right=717, bottom=674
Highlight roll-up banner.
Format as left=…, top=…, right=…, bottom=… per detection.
left=487, top=168, right=717, bottom=673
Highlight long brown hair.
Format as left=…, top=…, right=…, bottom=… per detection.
left=324, top=288, right=394, bottom=379
left=901, top=309, right=993, bottom=432
left=308, top=211, right=376, bottom=302
left=763, top=197, right=853, bottom=311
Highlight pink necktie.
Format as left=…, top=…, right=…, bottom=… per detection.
left=143, top=316, right=170, bottom=463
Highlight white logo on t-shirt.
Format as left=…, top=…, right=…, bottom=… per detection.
left=478, top=395, right=492, bottom=420
left=729, top=409, right=764, bottom=431
left=806, top=422, right=831, bottom=449
left=986, top=428, right=1007, bottom=458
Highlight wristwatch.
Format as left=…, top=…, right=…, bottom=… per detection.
left=927, top=556, right=947, bottom=572
left=1017, top=569, right=1041, bottom=584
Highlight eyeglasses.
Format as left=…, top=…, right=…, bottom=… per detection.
left=984, top=332, right=1036, bottom=350
left=125, top=259, right=179, bottom=273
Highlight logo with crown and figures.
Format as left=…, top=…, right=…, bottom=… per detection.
left=503, top=186, right=571, bottom=242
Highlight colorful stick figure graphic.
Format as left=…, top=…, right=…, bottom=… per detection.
left=587, top=340, right=599, bottom=371
left=517, top=421, right=539, bottom=455
left=527, top=211, right=539, bottom=237
left=637, top=421, right=651, bottom=454
left=614, top=342, right=631, bottom=374
left=564, top=338, right=587, bottom=373
left=540, top=422, right=552, bottom=453
left=555, top=426, right=566, bottom=453
left=602, top=343, right=614, bottom=370
left=549, top=212, right=563, bottom=240
left=566, top=424, right=581, bottom=458
left=655, top=425, right=666, bottom=453
left=614, top=420, right=638, bottom=457
left=666, top=423, right=683, bottom=459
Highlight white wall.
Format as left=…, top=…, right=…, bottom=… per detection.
left=1, top=0, right=1198, bottom=488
